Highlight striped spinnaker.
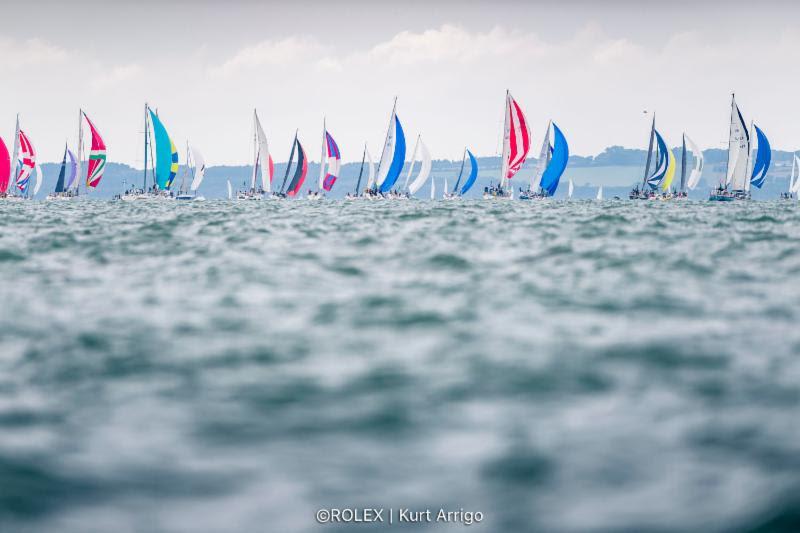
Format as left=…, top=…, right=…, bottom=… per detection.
left=15, top=130, right=36, bottom=192
left=322, top=131, right=341, bottom=191
left=504, top=93, right=531, bottom=180
left=84, top=113, right=107, bottom=188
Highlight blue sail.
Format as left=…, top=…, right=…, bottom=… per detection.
left=379, top=115, right=406, bottom=193
left=750, top=125, right=771, bottom=189
left=539, top=123, right=569, bottom=197
left=460, top=149, right=479, bottom=195
left=646, top=130, right=668, bottom=189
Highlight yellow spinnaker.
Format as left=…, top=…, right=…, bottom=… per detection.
left=661, top=148, right=676, bottom=191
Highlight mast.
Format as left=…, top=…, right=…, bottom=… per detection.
left=641, top=113, right=655, bottom=189
left=404, top=134, right=420, bottom=190
left=722, top=93, right=735, bottom=189
left=680, top=133, right=687, bottom=193
left=453, top=147, right=467, bottom=193
left=318, top=117, right=327, bottom=192
left=354, top=143, right=366, bottom=195
left=76, top=108, right=84, bottom=195
left=9, top=114, right=19, bottom=195
left=374, top=97, right=397, bottom=191
left=280, top=130, right=298, bottom=194
left=499, top=90, right=511, bottom=190
left=143, top=103, right=149, bottom=191
left=251, top=110, right=258, bottom=192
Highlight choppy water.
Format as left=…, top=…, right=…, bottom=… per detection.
left=1, top=199, right=800, bottom=533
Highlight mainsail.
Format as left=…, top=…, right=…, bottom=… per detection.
left=148, top=108, right=179, bottom=189
left=531, top=122, right=551, bottom=191
left=190, top=147, right=205, bottom=191
left=286, top=138, right=308, bottom=197
left=84, top=113, right=107, bottom=188
left=684, top=134, right=703, bottom=190
left=254, top=111, right=273, bottom=193
left=15, top=130, right=36, bottom=193
left=725, top=95, right=750, bottom=190
left=749, top=124, right=771, bottom=189
left=539, top=122, right=569, bottom=197
left=407, top=139, right=432, bottom=195
left=568, top=179, right=574, bottom=198
left=319, top=128, right=341, bottom=192
left=500, top=91, right=531, bottom=186
left=365, top=146, right=376, bottom=190
left=65, top=148, right=78, bottom=189
left=0, top=136, right=9, bottom=193
left=792, top=155, right=800, bottom=194
left=377, top=101, right=407, bottom=193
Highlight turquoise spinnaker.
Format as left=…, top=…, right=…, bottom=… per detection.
left=539, top=123, right=569, bottom=197
left=149, top=109, right=178, bottom=190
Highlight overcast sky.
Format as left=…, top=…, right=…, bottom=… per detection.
left=1, top=0, right=798, bottom=166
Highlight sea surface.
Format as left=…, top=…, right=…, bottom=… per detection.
left=1, top=199, right=799, bottom=533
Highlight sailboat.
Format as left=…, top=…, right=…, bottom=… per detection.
left=629, top=115, right=674, bottom=200
left=519, top=121, right=569, bottom=199
left=0, top=135, right=10, bottom=199
left=430, top=176, right=436, bottom=200
left=373, top=98, right=407, bottom=199
left=783, top=153, right=800, bottom=200
left=175, top=143, right=206, bottom=201
left=276, top=131, right=308, bottom=198
left=227, top=179, right=233, bottom=200
left=237, top=109, right=273, bottom=200
left=346, top=143, right=376, bottom=200
left=309, top=119, right=341, bottom=200
left=567, top=179, right=574, bottom=199
left=710, top=94, right=750, bottom=201
left=485, top=90, right=530, bottom=199
left=675, top=134, right=704, bottom=199
left=47, top=144, right=76, bottom=201
left=596, top=185, right=604, bottom=201
left=1, top=117, right=37, bottom=201
left=403, top=134, right=432, bottom=198
left=443, top=148, right=479, bottom=200
left=120, top=104, right=178, bottom=200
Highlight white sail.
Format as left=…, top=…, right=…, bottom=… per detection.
left=596, top=185, right=603, bottom=200
left=365, top=146, right=376, bottom=189
left=792, top=155, right=800, bottom=193
left=227, top=179, right=233, bottom=200
left=684, top=134, right=704, bottom=190
left=255, top=112, right=271, bottom=193
left=376, top=102, right=397, bottom=188
left=725, top=96, right=750, bottom=190
left=408, top=140, right=432, bottom=195
left=404, top=134, right=420, bottom=190
left=318, top=119, right=327, bottom=190
left=430, top=176, right=436, bottom=200
left=189, top=147, right=205, bottom=191
left=531, top=122, right=551, bottom=191
left=444, top=176, right=448, bottom=195
left=33, top=164, right=42, bottom=195
left=568, top=179, right=574, bottom=198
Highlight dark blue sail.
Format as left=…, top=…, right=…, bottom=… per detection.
left=539, top=123, right=569, bottom=197
left=54, top=146, right=67, bottom=193
left=646, top=131, right=668, bottom=190
left=379, top=116, right=406, bottom=193
left=750, top=125, right=771, bottom=189
left=460, top=150, right=478, bottom=195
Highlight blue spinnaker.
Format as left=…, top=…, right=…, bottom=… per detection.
left=460, top=149, right=479, bottom=195
left=750, top=124, right=771, bottom=189
left=379, top=115, right=406, bottom=193
left=539, top=123, right=569, bottom=197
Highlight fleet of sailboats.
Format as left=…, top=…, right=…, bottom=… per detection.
left=3, top=91, right=794, bottom=203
